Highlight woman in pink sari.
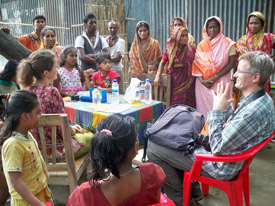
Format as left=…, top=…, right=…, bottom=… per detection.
left=192, top=16, right=236, bottom=119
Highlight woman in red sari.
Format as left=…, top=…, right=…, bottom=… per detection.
left=154, top=26, right=196, bottom=108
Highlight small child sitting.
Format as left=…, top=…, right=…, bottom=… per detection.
left=147, top=61, right=159, bottom=75
left=67, top=114, right=166, bottom=206
left=84, top=52, right=121, bottom=93
left=54, top=45, right=85, bottom=97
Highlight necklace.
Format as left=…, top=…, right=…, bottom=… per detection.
left=119, top=167, right=136, bottom=177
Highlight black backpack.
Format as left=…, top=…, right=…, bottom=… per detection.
left=142, top=104, right=205, bottom=162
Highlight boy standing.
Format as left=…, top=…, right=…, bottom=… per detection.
left=16, top=15, right=46, bottom=51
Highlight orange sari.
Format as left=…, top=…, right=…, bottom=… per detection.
left=129, top=21, right=162, bottom=77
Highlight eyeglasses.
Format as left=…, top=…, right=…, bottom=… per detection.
left=236, top=69, right=252, bottom=74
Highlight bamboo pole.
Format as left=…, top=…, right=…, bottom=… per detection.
left=0, top=21, right=70, bottom=30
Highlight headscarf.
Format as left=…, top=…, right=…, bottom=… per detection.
left=169, top=17, right=196, bottom=47
left=167, top=26, right=188, bottom=71
left=237, top=11, right=273, bottom=55
left=192, top=16, right=236, bottom=80
left=39, top=28, right=63, bottom=66
left=129, top=21, right=162, bottom=77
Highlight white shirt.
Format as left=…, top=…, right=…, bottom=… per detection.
left=75, top=31, right=109, bottom=50
left=107, top=37, right=125, bottom=72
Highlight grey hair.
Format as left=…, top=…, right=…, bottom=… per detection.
left=239, top=51, right=275, bottom=87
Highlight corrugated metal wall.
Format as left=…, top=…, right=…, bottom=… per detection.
left=0, top=0, right=86, bottom=45
left=124, top=0, right=151, bottom=51
left=147, top=0, right=275, bottom=53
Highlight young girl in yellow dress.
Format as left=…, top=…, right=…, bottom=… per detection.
left=1, top=90, right=51, bottom=206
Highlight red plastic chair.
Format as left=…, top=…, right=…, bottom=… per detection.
left=183, top=130, right=275, bottom=206
left=148, top=192, right=176, bottom=206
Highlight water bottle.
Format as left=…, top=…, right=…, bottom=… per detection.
left=145, top=79, right=152, bottom=104
left=140, top=81, right=145, bottom=102
left=135, top=83, right=140, bottom=101
left=92, top=86, right=101, bottom=106
left=112, top=79, right=120, bottom=104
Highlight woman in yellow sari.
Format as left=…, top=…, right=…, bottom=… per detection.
left=237, top=11, right=275, bottom=94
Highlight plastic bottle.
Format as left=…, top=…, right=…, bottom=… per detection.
left=112, top=79, right=120, bottom=104
left=140, top=81, right=145, bottom=102
left=135, top=83, right=140, bottom=101
left=145, top=78, right=152, bottom=104
left=92, top=86, right=101, bottom=106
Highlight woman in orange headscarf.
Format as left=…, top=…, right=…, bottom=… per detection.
left=154, top=26, right=196, bottom=108
left=238, top=11, right=275, bottom=94
left=129, top=21, right=162, bottom=78
left=192, top=16, right=236, bottom=119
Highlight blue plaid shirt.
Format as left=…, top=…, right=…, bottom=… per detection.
left=191, top=89, right=275, bottom=180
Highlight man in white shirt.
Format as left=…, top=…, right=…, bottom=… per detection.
left=75, top=13, right=109, bottom=72
left=105, top=20, right=125, bottom=94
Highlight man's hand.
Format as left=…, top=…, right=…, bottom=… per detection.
left=212, top=81, right=234, bottom=110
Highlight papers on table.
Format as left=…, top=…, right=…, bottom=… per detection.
left=96, top=103, right=134, bottom=113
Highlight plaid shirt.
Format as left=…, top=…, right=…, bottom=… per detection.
left=191, top=89, right=275, bottom=180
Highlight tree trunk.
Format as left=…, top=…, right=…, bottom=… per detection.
left=0, top=29, right=32, bottom=61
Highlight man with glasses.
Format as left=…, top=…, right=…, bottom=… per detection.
left=147, top=51, right=275, bottom=206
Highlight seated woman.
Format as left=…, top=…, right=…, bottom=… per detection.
left=129, top=21, right=162, bottom=78
left=155, top=26, right=196, bottom=108
left=0, top=60, right=18, bottom=104
left=167, top=17, right=196, bottom=47
left=238, top=11, right=275, bottom=95
left=39, top=27, right=63, bottom=66
left=16, top=50, right=91, bottom=158
left=192, top=16, right=236, bottom=119
left=53, top=45, right=85, bottom=97
left=67, top=114, right=166, bottom=206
